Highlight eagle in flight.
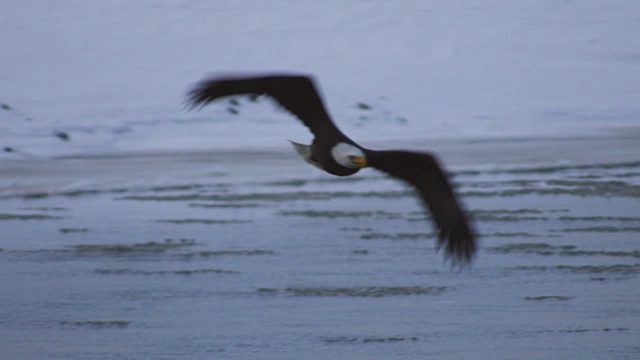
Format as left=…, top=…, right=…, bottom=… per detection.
left=187, top=73, right=476, bottom=265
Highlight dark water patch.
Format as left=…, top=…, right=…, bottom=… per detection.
left=25, top=188, right=130, bottom=200
left=508, top=264, right=640, bottom=274
left=8, top=249, right=70, bottom=254
left=524, top=295, right=573, bottom=301
left=6, top=184, right=229, bottom=200
left=94, top=268, right=238, bottom=275
left=279, top=210, right=403, bottom=220
left=461, top=182, right=640, bottom=198
left=509, top=266, right=549, bottom=272
left=561, top=180, right=639, bottom=195
left=488, top=232, right=539, bottom=238
left=156, top=218, right=251, bottom=224
left=547, top=179, right=627, bottom=187
left=472, top=209, right=571, bottom=223
left=488, top=243, right=576, bottom=255
left=465, top=179, right=540, bottom=188
left=71, top=239, right=196, bottom=254
left=356, top=102, right=372, bottom=110
left=258, top=286, right=447, bottom=297
left=59, top=228, right=89, bottom=234
left=322, top=336, right=419, bottom=344
left=473, top=208, right=546, bottom=215
left=119, top=190, right=410, bottom=202
left=491, top=160, right=640, bottom=175
left=21, top=207, right=69, bottom=212
left=181, top=249, right=274, bottom=258
left=511, top=264, right=640, bottom=275
left=360, top=232, right=432, bottom=240
left=148, top=184, right=207, bottom=192
left=451, top=169, right=482, bottom=176
left=119, top=194, right=221, bottom=202
left=568, top=175, right=602, bottom=179
left=60, top=320, right=130, bottom=329
left=452, top=160, right=640, bottom=178
left=2, top=185, right=142, bottom=200
left=559, top=226, right=640, bottom=232
left=255, top=288, right=278, bottom=294
left=350, top=249, right=370, bottom=255
left=557, top=264, right=640, bottom=274
left=339, top=227, right=374, bottom=232
left=264, top=179, right=308, bottom=187
left=558, top=327, right=628, bottom=333
left=190, top=202, right=262, bottom=208
left=558, top=249, right=640, bottom=258
left=17, top=192, right=53, bottom=200
left=0, top=213, right=64, bottom=221
left=547, top=179, right=640, bottom=197
left=474, top=214, right=549, bottom=222
left=558, top=216, right=640, bottom=222
left=615, top=172, right=640, bottom=178
left=10, top=239, right=196, bottom=255
left=264, top=176, right=374, bottom=187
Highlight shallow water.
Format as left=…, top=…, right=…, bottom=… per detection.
left=1, top=137, right=639, bottom=359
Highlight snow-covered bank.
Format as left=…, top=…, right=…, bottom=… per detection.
left=1, top=0, right=639, bottom=157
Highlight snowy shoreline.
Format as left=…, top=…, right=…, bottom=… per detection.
left=2, top=134, right=638, bottom=199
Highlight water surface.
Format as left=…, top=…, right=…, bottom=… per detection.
left=1, top=137, right=639, bottom=359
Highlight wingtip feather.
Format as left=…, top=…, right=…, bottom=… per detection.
left=436, top=225, right=477, bottom=267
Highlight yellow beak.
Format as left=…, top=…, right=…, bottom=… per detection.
left=352, top=155, right=368, bottom=168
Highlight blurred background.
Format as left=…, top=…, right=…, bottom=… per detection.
left=2, top=2, right=639, bottom=359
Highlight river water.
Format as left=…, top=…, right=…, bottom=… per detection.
left=1, top=136, right=639, bottom=359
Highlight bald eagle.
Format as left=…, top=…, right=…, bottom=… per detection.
left=187, top=74, right=476, bottom=264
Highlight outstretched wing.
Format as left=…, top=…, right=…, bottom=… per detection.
left=366, top=150, right=476, bottom=264
left=187, top=74, right=339, bottom=136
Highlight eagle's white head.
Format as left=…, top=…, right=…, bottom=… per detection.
left=331, top=143, right=367, bottom=168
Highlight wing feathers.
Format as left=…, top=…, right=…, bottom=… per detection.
left=187, top=74, right=336, bottom=136
left=366, top=150, right=476, bottom=264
